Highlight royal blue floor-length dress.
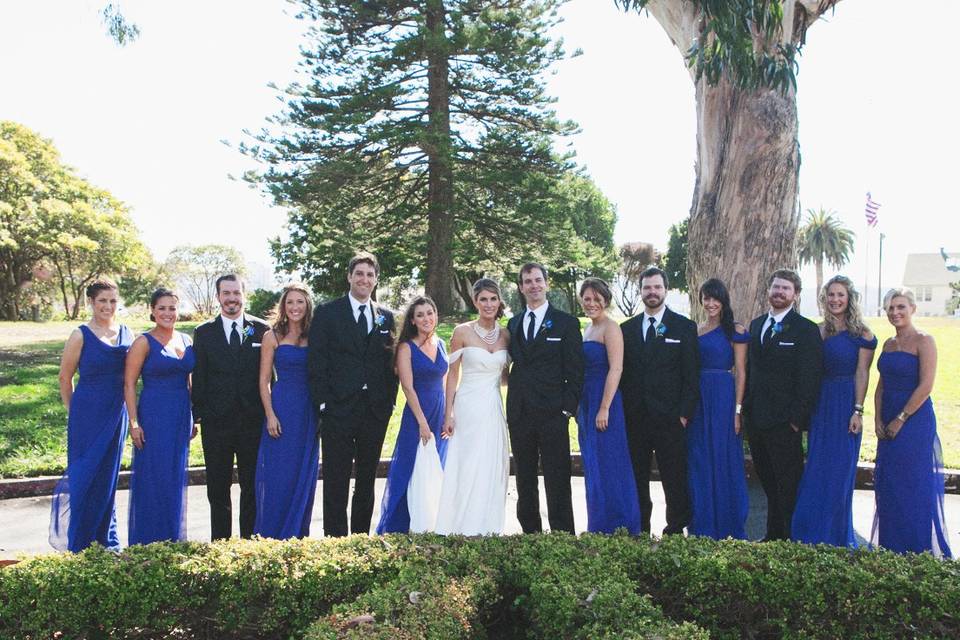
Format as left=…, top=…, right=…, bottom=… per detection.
left=49, top=324, right=133, bottom=552
left=577, top=340, right=641, bottom=534
left=686, top=327, right=750, bottom=540
left=792, top=331, right=877, bottom=547
left=376, top=340, right=448, bottom=534
left=254, top=345, right=320, bottom=539
left=871, top=351, right=952, bottom=557
left=128, top=333, right=194, bottom=545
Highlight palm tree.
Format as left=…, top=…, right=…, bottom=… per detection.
left=797, top=208, right=856, bottom=296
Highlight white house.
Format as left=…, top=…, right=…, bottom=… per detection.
left=901, top=252, right=960, bottom=316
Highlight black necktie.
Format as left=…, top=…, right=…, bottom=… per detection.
left=762, top=316, right=775, bottom=344
left=645, top=317, right=656, bottom=343
left=526, top=311, right=536, bottom=343
left=357, top=304, right=368, bottom=340
left=229, top=321, right=241, bottom=352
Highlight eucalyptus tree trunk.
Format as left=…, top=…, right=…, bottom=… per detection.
left=645, top=0, right=837, bottom=323
left=423, top=0, right=456, bottom=315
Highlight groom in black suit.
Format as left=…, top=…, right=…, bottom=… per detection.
left=744, top=268, right=822, bottom=541
left=620, top=266, right=699, bottom=535
left=507, top=262, right=584, bottom=534
left=308, top=252, right=399, bottom=536
left=192, top=274, right=271, bottom=540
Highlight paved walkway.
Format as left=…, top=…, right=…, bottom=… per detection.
left=3, top=478, right=959, bottom=557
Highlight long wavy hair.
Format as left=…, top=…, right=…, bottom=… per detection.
left=398, top=296, right=438, bottom=345
left=272, top=283, right=313, bottom=344
left=699, top=278, right=736, bottom=339
left=819, top=275, right=868, bottom=338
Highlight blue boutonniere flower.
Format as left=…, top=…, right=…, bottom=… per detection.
left=656, top=322, right=667, bottom=338
left=771, top=322, right=785, bottom=337
left=543, top=319, right=553, bottom=330
left=375, top=314, right=387, bottom=328
left=241, top=325, right=255, bottom=341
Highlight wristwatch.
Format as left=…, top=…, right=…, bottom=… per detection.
left=735, top=404, right=742, bottom=415
left=896, top=410, right=911, bottom=422
left=853, top=403, right=864, bottom=417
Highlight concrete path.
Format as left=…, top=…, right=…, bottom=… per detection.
left=3, top=478, right=959, bottom=557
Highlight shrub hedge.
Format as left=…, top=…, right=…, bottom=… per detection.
left=1, top=533, right=957, bottom=639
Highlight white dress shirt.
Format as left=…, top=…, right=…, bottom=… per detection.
left=761, top=307, right=792, bottom=343
left=641, top=307, right=666, bottom=342
left=220, top=314, right=244, bottom=344
left=349, top=293, right=373, bottom=334
left=523, top=301, right=549, bottom=338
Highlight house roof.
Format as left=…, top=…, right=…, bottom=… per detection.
left=902, top=252, right=960, bottom=286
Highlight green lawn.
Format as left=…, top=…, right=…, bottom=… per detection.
left=1, top=317, right=957, bottom=478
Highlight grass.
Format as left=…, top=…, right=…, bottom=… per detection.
left=1, top=317, right=957, bottom=478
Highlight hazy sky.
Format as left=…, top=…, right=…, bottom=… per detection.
left=2, top=0, right=958, bottom=311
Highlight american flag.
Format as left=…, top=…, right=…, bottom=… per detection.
left=865, top=192, right=880, bottom=227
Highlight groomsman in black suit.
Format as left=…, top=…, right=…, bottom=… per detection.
left=620, top=266, right=699, bottom=535
left=507, top=263, right=584, bottom=534
left=744, top=268, right=822, bottom=541
left=192, top=274, right=271, bottom=540
left=308, top=252, right=399, bottom=537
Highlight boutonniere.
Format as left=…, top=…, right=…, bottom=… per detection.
left=374, top=314, right=387, bottom=329
left=655, top=322, right=668, bottom=339
left=543, top=319, right=553, bottom=330
left=241, top=325, right=255, bottom=342
left=771, top=322, right=788, bottom=337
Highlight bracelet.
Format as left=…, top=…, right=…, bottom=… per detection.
left=853, top=403, right=864, bottom=411
left=896, top=411, right=910, bottom=422
left=735, top=403, right=742, bottom=415
left=853, top=409, right=864, bottom=417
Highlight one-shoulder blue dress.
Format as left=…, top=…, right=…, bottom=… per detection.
left=128, top=333, right=194, bottom=545
left=686, top=327, right=750, bottom=539
left=49, top=324, right=133, bottom=552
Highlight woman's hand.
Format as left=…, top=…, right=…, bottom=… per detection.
left=266, top=414, right=282, bottom=438
left=875, top=416, right=886, bottom=440
left=848, top=413, right=863, bottom=435
left=594, top=407, right=608, bottom=432
left=733, top=414, right=742, bottom=436
left=419, top=423, right=433, bottom=444
left=884, top=416, right=905, bottom=439
left=130, top=424, right=145, bottom=450
left=442, top=416, right=454, bottom=439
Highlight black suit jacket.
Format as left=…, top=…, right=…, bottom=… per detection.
left=307, top=295, right=399, bottom=422
left=191, top=313, right=271, bottom=426
left=506, top=304, right=584, bottom=424
left=620, top=307, right=700, bottom=421
left=744, top=308, right=823, bottom=431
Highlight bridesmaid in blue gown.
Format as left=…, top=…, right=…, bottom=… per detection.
left=377, top=296, right=448, bottom=534
left=124, top=289, right=196, bottom=545
left=686, top=278, right=750, bottom=540
left=871, top=288, right=952, bottom=558
left=50, top=279, right=132, bottom=552
left=577, top=278, right=640, bottom=534
left=792, top=276, right=876, bottom=547
left=254, top=283, right=319, bottom=539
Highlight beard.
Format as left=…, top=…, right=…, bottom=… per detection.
left=768, top=294, right=790, bottom=310
left=644, top=295, right=663, bottom=308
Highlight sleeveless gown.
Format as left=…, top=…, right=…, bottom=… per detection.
left=686, top=327, right=750, bottom=539
left=792, top=331, right=877, bottom=547
left=376, top=340, right=449, bottom=534
left=254, top=345, right=320, bottom=539
left=871, top=351, right=952, bottom=557
left=49, top=324, right=133, bottom=552
left=435, top=347, right=509, bottom=535
left=577, top=341, right=641, bottom=534
left=128, top=333, right=194, bottom=545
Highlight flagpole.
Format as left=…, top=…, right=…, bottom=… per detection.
left=877, top=232, right=885, bottom=316
left=863, top=226, right=870, bottom=312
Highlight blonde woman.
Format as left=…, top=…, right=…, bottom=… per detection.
left=871, top=288, right=951, bottom=557
left=791, top=275, right=877, bottom=547
left=253, top=283, right=318, bottom=539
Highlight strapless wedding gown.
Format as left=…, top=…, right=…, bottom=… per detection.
left=434, top=347, right=510, bottom=535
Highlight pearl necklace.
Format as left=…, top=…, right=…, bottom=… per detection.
left=473, top=321, right=500, bottom=345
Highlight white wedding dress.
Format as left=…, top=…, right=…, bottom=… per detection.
left=434, top=347, right=510, bottom=535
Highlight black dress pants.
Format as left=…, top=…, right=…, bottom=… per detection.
left=747, top=422, right=804, bottom=540
left=625, top=410, right=691, bottom=535
left=320, top=396, right=389, bottom=537
left=508, top=411, right=575, bottom=534
left=200, top=412, right=263, bottom=540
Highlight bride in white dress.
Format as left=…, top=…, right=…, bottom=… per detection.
left=435, top=278, right=510, bottom=535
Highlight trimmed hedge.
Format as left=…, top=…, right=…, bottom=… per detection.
left=1, top=533, right=957, bottom=639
